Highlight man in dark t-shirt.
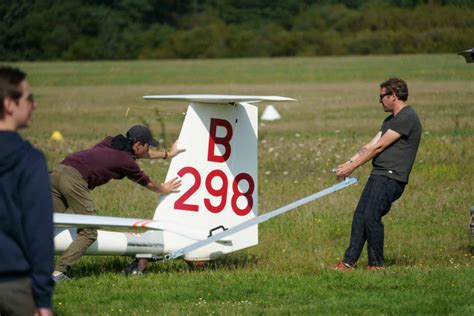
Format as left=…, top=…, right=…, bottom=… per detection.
left=331, top=77, right=422, bottom=271
left=50, top=125, right=184, bottom=280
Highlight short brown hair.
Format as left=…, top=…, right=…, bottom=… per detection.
left=380, top=77, right=408, bottom=101
left=0, top=66, right=27, bottom=119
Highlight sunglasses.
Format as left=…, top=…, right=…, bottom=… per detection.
left=379, top=92, right=392, bottom=100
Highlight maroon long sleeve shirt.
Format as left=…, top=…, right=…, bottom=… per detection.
left=61, top=136, right=150, bottom=189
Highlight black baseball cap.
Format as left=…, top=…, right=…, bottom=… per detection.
left=126, top=125, right=159, bottom=147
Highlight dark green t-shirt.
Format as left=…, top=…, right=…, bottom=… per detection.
left=371, top=105, right=422, bottom=183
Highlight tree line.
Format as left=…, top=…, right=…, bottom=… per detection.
left=1, top=0, right=473, bottom=61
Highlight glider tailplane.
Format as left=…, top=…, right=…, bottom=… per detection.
left=152, top=100, right=259, bottom=262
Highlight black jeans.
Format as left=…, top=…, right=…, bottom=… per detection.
left=343, top=175, right=405, bottom=267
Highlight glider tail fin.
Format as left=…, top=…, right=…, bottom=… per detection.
left=152, top=99, right=259, bottom=261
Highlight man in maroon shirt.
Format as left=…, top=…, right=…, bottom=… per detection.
left=50, top=125, right=183, bottom=281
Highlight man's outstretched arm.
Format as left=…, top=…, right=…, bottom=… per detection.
left=336, top=129, right=401, bottom=178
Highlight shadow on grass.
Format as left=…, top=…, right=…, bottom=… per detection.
left=203, top=253, right=259, bottom=270
left=66, top=253, right=259, bottom=279
left=67, top=256, right=131, bottom=278
left=148, top=253, right=259, bottom=273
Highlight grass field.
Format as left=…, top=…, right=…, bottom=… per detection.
left=9, top=55, right=473, bottom=314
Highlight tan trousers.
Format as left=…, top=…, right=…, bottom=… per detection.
left=51, top=164, right=97, bottom=273
left=0, top=278, right=36, bottom=316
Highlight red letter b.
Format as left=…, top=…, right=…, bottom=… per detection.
left=208, top=118, right=233, bottom=162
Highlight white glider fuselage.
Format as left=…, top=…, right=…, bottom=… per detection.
left=54, top=228, right=200, bottom=259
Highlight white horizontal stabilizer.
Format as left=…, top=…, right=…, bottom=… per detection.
left=143, top=94, right=296, bottom=104
left=53, top=213, right=230, bottom=244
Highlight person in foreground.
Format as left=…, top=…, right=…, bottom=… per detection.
left=0, top=66, right=54, bottom=316
left=331, top=77, right=422, bottom=271
left=51, top=125, right=184, bottom=281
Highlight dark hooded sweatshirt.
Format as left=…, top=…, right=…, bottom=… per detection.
left=0, top=131, right=54, bottom=308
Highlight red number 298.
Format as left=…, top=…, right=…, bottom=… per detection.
left=174, top=166, right=254, bottom=216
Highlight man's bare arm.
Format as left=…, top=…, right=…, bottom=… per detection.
left=145, top=177, right=181, bottom=194
left=146, top=140, right=185, bottom=160
left=336, top=129, right=401, bottom=178
left=348, top=131, right=382, bottom=162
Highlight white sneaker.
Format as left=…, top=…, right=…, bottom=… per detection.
left=52, top=271, right=71, bottom=282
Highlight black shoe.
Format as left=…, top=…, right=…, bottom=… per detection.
left=124, top=258, right=146, bottom=275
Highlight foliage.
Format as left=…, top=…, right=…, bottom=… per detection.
left=1, top=0, right=473, bottom=60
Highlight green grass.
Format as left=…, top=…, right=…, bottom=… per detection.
left=54, top=267, right=472, bottom=315
left=4, top=55, right=473, bottom=314
left=14, top=54, right=474, bottom=87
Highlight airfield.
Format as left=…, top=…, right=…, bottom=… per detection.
left=17, top=54, right=473, bottom=314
